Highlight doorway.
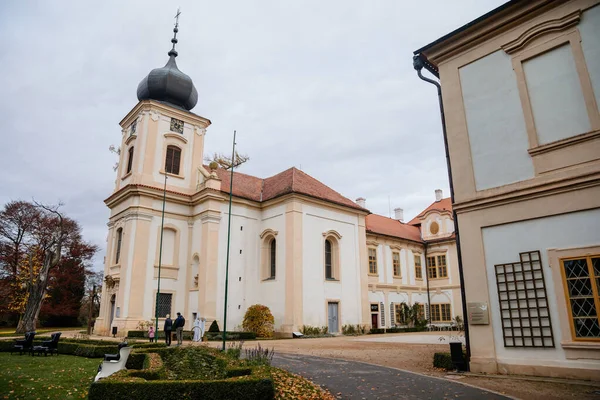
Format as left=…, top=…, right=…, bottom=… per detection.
left=371, top=313, right=378, bottom=329
left=327, top=302, right=339, bottom=333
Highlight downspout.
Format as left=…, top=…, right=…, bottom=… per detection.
left=424, top=242, right=431, bottom=325
left=413, top=54, right=471, bottom=370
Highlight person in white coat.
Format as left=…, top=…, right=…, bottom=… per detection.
left=199, top=317, right=206, bottom=341
left=192, top=318, right=201, bottom=342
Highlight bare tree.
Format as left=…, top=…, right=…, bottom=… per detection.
left=205, top=151, right=249, bottom=170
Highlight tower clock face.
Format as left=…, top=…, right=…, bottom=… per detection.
left=170, top=118, right=184, bottom=133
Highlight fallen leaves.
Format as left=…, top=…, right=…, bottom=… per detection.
left=272, top=368, right=336, bottom=400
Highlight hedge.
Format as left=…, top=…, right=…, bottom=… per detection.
left=205, top=332, right=256, bottom=341
left=127, top=330, right=193, bottom=340
left=433, top=351, right=466, bottom=370
left=369, top=327, right=427, bottom=334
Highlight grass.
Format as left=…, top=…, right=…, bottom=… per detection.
left=0, top=352, right=98, bottom=399
left=0, top=327, right=84, bottom=338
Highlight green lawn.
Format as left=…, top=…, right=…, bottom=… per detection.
left=0, top=352, right=99, bottom=399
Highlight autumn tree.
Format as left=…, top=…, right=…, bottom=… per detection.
left=0, top=200, right=97, bottom=333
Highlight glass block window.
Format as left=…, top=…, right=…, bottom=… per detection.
left=495, top=250, right=554, bottom=348
left=156, top=293, right=172, bottom=318
left=560, top=256, right=600, bottom=340
left=392, top=252, right=401, bottom=277
left=368, top=248, right=378, bottom=275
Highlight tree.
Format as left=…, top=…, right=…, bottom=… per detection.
left=205, top=151, right=249, bottom=170
left=0, top=200, right=97, bottom=333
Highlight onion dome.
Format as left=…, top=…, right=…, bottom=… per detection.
left=136, top=12, right=198, bottom=111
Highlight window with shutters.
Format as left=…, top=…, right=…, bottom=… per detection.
left=165, top=145, right=181, bottom=175
left=392, top=252, right=401, bottom=278
left=380, top=302, right=385, bottom=327
left=126, top=147, right=134, bottom=174
left=415, top=254, right=423, bottom=279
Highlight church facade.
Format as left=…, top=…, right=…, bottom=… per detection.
left=95, top=25, right=462, bottom=337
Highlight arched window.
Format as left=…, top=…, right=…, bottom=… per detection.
left=269, top=238, right=276, bottom=279
left=324, top=235, right=340, bottom=280
left=115, top=228, right=123, bottom=264
left=325, top=239, right=333, bottom=279
left=165, top=145, right=181, bottom=175
left=126, top=147, right=134, bottom=174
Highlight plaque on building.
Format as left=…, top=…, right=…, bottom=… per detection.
left=370, top=304, right=379, bottom=312
left=467, top=302, right=489, bottom=325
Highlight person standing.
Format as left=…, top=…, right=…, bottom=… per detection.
left=148, top=326, right=155, bottom=343
left=199, top=317, right=206, bottom=342
left=175, top=312, right=185, bottom=346
left=164, top=314, right=173, bottom=346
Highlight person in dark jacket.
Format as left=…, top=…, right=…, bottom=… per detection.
left=164, top=314, right=173, bottom=346
left=174, top=312, right=185, bottom=346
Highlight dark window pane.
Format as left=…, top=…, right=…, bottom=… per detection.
left=157, top=293, right=172, bottom=318
left=126, top=147, right=134, bottom=173
left=270, top=239, right=276, bottom=278
left=564, top=258, right=589, bottom=279
left=115, top=228, right=122, bottom=264
left=165, top=146, right=181, bottom=175
left=325, top=239, right=332, bottom=279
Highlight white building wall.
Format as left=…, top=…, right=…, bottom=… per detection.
left=482, top=208, right=600, bottom=370
left=580, top=5, right=600, bottom=115
left=459, top=50, right=534, bottom=190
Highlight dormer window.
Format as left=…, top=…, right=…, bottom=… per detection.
left=170, top=118, right=184, bottom=133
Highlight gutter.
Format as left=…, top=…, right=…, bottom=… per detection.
left=413, top=54, right=471, bottom=370
left=424, top=242, right=431, bottom=325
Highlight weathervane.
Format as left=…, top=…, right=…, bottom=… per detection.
left=168, top=7, right=181, bottom=57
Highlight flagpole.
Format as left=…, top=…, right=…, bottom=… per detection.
left=222, top=130, right=236, bottom=351
left=155, top=172, right=168, bottom=342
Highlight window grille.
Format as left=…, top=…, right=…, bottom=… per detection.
left=495, top=250, right=554, bottom=348
left=561, top=256, right=600, bottom=339
left=156, top=293, right=172, bottom=318
left=380, top=302, right=385, bottom=327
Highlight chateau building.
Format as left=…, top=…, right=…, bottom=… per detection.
left=414, top=0, right=600, bottom=380
left=96, top=23, right=462, bottom=337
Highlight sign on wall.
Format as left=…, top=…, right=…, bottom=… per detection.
left=370, top=304, right=379, bottom=312
left=467, top=302, right=489, bottom=325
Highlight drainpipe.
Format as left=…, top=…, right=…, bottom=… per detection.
left=413, top=54, right=471, bottom=370
left=424, top=242, right=431, bottom=325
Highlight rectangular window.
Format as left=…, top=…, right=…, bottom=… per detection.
left=431, top=304, right=451, bottom=322
left=427, top=256, right=437, bottom=279
left=126, top=147, right=134, bottom=174
left=415, top=255, right=422, bottom=279
left=394, top=303, right=406, bottom=325
left=418, top=304, right=426, bottom=321
left=560, top=255, right=600, bottom=340
left=368, top=248, right=378, bottom=275
left=156, top=293, right=172, bottom=318
left=165, top=146, right=181, bottom=175
left=437, top=255, right=448, bottom=278
left=392, top=252, right=401, bottom=277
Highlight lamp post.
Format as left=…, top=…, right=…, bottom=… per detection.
left=222, top=130, right=236, bottom=351
left=154, top=172, right=168, bottom=342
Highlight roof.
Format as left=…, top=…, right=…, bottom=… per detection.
left=413, top=0, right=520, bottom=56
left=212, top=166, right=368, bottom=212
left=365, top=214, right=423, bottom=243
left=407, top=197, right=452, bottom=225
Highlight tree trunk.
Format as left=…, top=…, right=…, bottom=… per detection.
left=15, top=236, right=61, bottom=334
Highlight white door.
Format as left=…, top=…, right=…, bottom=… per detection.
left=328, top=302, right=339, bottom=333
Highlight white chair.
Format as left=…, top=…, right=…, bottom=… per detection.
left=94, top=346, right=132, bottom=382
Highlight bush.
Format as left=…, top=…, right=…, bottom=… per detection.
left=162, top=346, right=228, bottom=380
left=433, top=352, right=454, bottom=370
left=300, top=325, right=329, bottom=336
left=369, top=328, right=385, bottom=334
left=342, top=324, right=367, bottom=335
left=242, top=305, right=275, bottom=338
left=244, top=343, right=274, bottom=366
left=205, top=332, right=256, bottom=341
left=208, top=320, right=220, bottom=333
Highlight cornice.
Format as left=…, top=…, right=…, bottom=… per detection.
left=119, top=100, right=211, bottom=128
left=501, top=10, right=580, bottom=54
left=322, top=230, right=342, bottom=240
left=259, top=228, right=279, bottom=239
left=163, top=132, right=188, bottom=144
left=198, top=210, right=221, bottom=224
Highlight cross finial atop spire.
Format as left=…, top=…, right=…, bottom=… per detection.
left=168, top=7, right=181, bottom=58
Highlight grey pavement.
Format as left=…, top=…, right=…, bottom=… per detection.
left=272, top=353, right=511, bottom=400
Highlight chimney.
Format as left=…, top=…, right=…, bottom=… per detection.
left=355, top=197, right=366, bottom=208
left=435, top=189, right=443, bottom=202
left=394, top=207, right=404, bottom=222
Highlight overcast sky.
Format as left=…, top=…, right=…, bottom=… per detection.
left=0, top=0, right=505, bottom=270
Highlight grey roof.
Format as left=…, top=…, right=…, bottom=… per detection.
left=136, top=55, right=198, bottom=111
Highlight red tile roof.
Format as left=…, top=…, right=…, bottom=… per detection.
left=365, top=214, right=423, bottom=243
left=212, top=166, right=367, bottom=211
left=407, top=197, right=452, bottom=225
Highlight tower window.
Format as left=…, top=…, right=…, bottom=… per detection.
left=269, top=238, right=276, bottom=279
left=325, top=239, right=332, bottom=279
left=126, top=147, right=134, bottom=174
left=115, top=228, right=123, bottom=264
left=165, top=145, right=181, bottom=175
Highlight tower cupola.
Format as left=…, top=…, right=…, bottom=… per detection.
left=136, top=11, right=198, bottom=111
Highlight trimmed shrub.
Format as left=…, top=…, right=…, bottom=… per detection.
left=208, top=320, right=220, bottom=333
left=433, top=352, right=454, bottom=370
left=205, top=331, right=256, bottom=341
left=161, top=346, right=228, bottom=380
left=243, top=304, right=275, bottom=338
left=127, top=331, right=193, bottom=340
left=127, top=330, right=146, bottom=338
left=369, top=328, right=385, bottom=334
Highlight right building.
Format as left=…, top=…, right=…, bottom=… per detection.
left=414, top=0, right=600, bottom=379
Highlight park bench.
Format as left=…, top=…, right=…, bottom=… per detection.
left=94, top=343, right=132, bottom=382
left=11, top=331, right=35, bottom=355
left=31, top=332, right=62, bottom=356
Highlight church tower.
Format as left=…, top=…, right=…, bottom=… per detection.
left=96, top=15, right=213, bottom=335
